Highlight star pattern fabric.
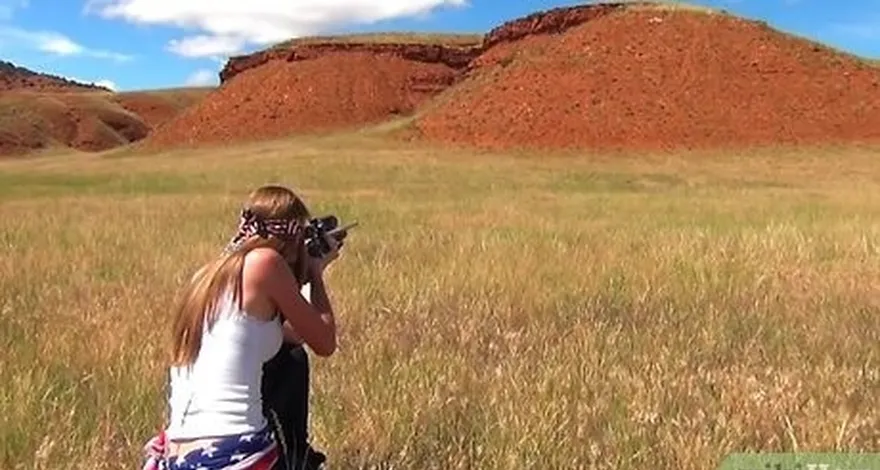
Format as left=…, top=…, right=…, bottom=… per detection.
left=142, top=426, right=279, bottom=470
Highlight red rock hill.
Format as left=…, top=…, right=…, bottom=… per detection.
left=144, top=35, right=483, bottom=150
left=136, top=2, right=880, bottom=153
left=412, top=2, right=880, bottom=152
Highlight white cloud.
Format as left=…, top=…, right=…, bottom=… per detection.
left=0, top=26, right=133, bottom=61
left=94, top=79, right=117, bottom=90
left=85, top=0, right=468, bottom=58
left=170, top=35, right=246, bottom=58
left=184, top=68, right=217, bottom=87
left=39, top=35, right=83, bottom=55
left=67, top=76, right=118, bottom=91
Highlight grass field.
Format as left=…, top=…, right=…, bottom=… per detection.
left=1, top=133, right=879, bottom=469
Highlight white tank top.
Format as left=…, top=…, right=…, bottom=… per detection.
left=165, top=290, right=283, bottom=440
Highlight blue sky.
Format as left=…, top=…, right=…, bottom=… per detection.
left=0, top=0, right=877, bottom=92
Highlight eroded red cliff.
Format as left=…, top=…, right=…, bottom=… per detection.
left=481, top=2, right=634, bottom=50
left=148, top=2, right=880, bottom=152
left=219, top=41, right=482, bottom=84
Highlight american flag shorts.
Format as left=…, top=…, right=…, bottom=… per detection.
left=141, top=425, right=279, bottom=470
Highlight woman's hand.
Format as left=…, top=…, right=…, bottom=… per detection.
left=307, top=232, right=341, bottom=280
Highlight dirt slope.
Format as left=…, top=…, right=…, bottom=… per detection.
left=411, top=3, right=880, bottom=152
left=0, top=57, right=212, bottom=156
left=144, top=36, right=482, bottom=150
left=0, top=91, right=146, bottom=155
left=111, top=88, right=214, bottom=130
left=0, top=88, right=211, bottom=156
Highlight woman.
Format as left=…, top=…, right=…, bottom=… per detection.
left=142, top=184, right=339, bottom=470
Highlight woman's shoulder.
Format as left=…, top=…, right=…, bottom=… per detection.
left=241, top=247, right=292, bottom=286
left=240, top=247, right=302, bottom=316
left=243, top=246, right=285, bottom=270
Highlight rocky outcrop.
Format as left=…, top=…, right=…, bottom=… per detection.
left=146, top=1, right=880, bottom=152
left=481, top=2, right=635, bottom=50
left=217, top=5, right=641, bottom=85
left=219, top=42, right=483, bottom=84
left=148, top=50, right=468, bottom=149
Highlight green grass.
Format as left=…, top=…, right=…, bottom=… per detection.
left=0, top=170, right=213, bottom=199
left=1, top=134, right=879, bottom=469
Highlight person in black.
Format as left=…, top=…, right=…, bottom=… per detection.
left=264, top=212, right=353, bottom=470
left=262, top=341, right=327, bottom=470
left=262, top=255, right=330, bottom=470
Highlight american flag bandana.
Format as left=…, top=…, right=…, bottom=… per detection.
left=141, top=426, right=279, bottom=470
left=224, top=208, right=305, bottom=255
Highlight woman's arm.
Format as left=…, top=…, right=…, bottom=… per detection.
left=282, top=321, right=304, bottom=345
left=247, top=247, right=337, bottom=357
left=280, top=279, right=327, bottom=345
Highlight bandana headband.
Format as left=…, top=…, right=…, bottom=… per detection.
left=223, top=208, right=305, bottom=254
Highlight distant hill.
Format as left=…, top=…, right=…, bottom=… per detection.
left=0, top=60, right=111, bottom=93
left=0, top=58, right=213, bottom=157
left=0, top=87, right=213, bottom=157
left=146, top=1, right=880, bottom=153
left=3, top=1, right=878, bottom=156
left=412, top=2, right=880, bottom=152
left=0, top=56, right=213, bottom=156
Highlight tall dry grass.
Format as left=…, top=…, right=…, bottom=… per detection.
left=1, top=135, right=878, bottom=469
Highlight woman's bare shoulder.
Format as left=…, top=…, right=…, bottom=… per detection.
left=242, top=247, right=303, bottom=297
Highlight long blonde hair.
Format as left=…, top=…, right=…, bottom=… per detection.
left=169, top=185, right=311, bottom=366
